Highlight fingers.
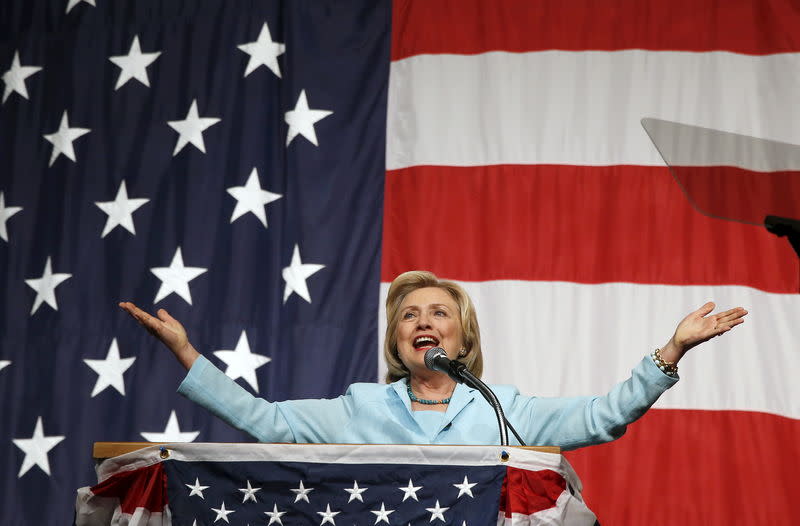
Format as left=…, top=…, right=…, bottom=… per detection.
left=119, top=302, right=190, bottom=358
left=119, top=301, right=142, bottom=320
left=118, top=301, right=160, bottom=331
left=712, top=322, right=740, bottom=338
left=711, top=307, right=747, bottom=336
left=716, top=307, right=748, bottom=322
left=695, top=302, right=748, bottom=325
left=119, top=301, right=146, bottom=316
left=713, top=307, right=747, bottom=324
left=156, top=308, right=183, bottom=327
left=695, top=301, right=716, bottom=317
left=716, top=316, right=746, bottom=331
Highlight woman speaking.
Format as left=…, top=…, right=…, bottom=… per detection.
left=119, top=270, right=747, bottom=449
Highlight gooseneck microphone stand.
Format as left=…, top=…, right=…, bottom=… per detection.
left=460, top=368, right=509, bottom=446
left=424, top=347, right=526, bottom=446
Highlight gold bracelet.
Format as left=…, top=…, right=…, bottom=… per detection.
left=651, top=348, right=678, bottom=377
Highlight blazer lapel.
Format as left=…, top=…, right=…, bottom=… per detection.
left=440, top=382, right=479, bottom=430
left=390, top=378, right=428, bottom=434
left=391, top=378, right=413, bottom=412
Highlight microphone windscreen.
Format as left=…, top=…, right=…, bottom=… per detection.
left=424, top=347, right=448, bottom=370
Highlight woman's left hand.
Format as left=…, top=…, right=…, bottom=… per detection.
left=660, top=302, right=748, bottom=363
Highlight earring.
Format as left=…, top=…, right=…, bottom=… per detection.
left=458, top=348, right=467, bottom=357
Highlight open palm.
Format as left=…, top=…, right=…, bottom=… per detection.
left=119, top=301, right=199, bottom=369
left=670, top=302, right=747, bottom=355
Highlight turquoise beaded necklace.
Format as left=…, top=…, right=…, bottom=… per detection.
left=407, top=382, right=451, bottom=405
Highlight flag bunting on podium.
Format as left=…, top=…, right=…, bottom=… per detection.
left=75, top=444, right=596, bottom=526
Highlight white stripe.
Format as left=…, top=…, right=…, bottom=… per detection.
left=378, top=281, right=800, bottom=419
left=387, top=50, right=800, bottom=169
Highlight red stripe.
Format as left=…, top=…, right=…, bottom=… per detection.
left=671, top=166, right=800, bottom=225
left=498, top=467, right=567, bottom=516
left=381, top=165, right=799, bottom=293
left=90, top=463, right=168, bottom=515
left=391, top=0, right=800, bottom=60
left=564, top=409, right=800, bottom=524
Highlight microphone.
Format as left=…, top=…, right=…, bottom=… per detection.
left=424, top=347, right=467, bottom=383
left=423, top=347, right=516, bottom=446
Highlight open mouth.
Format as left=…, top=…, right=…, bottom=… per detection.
left=413, top=335, right=440, bottom=351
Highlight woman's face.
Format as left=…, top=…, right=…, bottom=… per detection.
left=395, top=286, right=463, bottom=376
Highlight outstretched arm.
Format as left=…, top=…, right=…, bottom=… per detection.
left=511, top=302, right=748, bottom=449
left=118, top=301, right=352, bottom=443
left=118, top=301, right=200, bottom=370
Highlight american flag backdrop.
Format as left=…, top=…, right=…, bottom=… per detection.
left=2, top=1, right=800, bottom=525
left=1, top=1, right=388, bottom=524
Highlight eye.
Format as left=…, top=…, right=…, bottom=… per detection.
left=402, top=311, right=415, bottom=320
left=434, top=310, right=447, bottom=316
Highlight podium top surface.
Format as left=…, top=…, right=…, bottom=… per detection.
left=93, top=442, right=560, bottom=459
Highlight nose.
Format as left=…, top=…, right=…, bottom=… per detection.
left=416, top=311, right=432, bottom=329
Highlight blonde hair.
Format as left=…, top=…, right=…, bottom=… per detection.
left=384, top=270, right=483, bottom=383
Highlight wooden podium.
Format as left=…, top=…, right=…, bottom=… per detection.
left=77, top=442, right=596, bottom=525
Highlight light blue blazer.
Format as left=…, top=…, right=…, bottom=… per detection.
left=178, top=355, right=677, bottom=450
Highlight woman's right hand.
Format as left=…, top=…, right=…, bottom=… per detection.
left=119, top=301, right=200, bottom=370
